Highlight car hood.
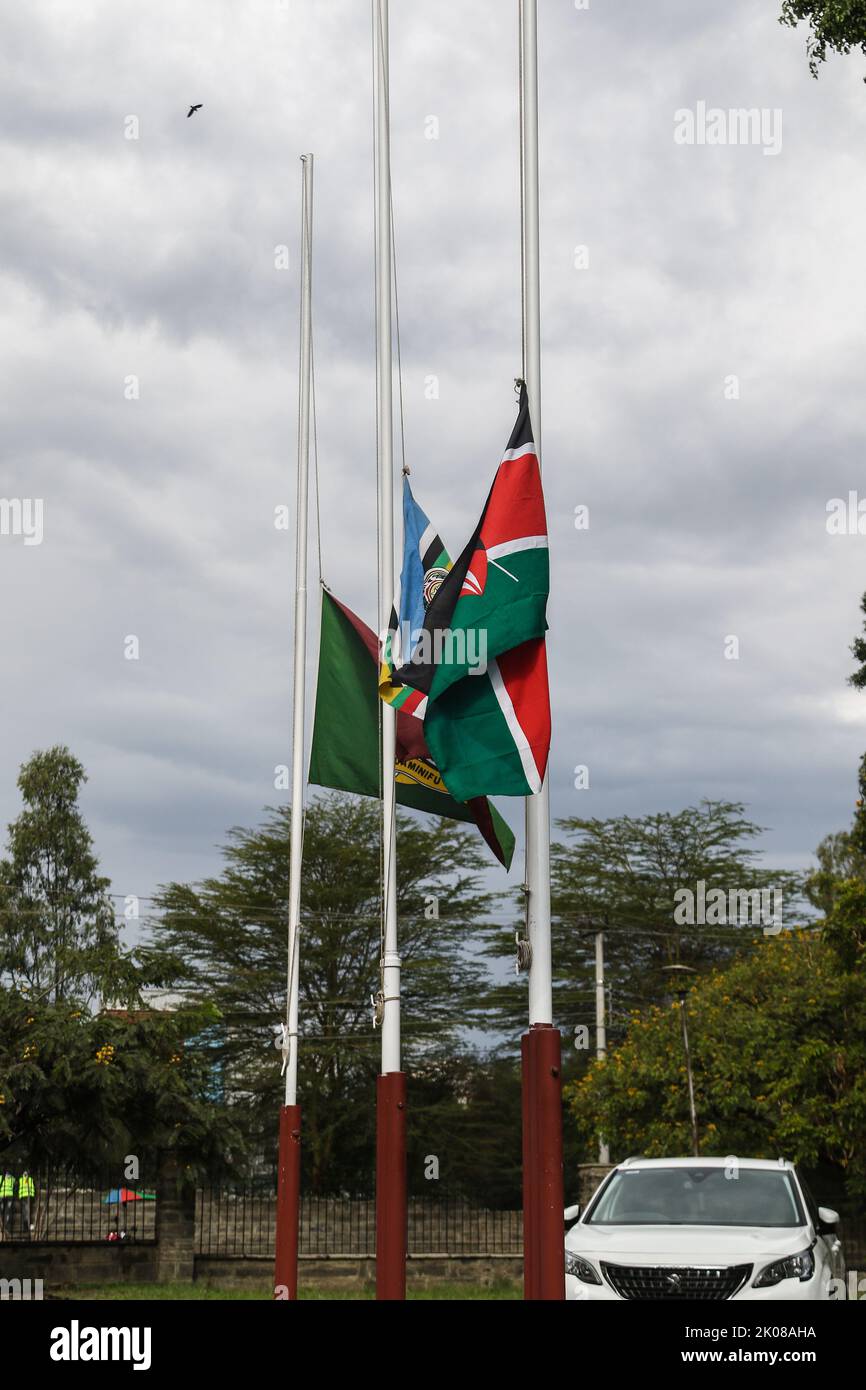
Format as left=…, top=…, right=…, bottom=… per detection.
left=566, top=1223, right=812, bottom=1266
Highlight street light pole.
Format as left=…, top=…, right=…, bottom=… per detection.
left=594, top=931, right=610, bottom=1165
left=678, top=991, right=700, bottom=1158
left=663, top=965, right=699, bottom=1157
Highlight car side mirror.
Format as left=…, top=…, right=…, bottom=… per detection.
left=817, top=1206, right=840, bottom=1233
left=564, top=1204, right=580, bottom=1224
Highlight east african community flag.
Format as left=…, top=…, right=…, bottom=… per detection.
left=394, top=382, right=550, bottom=801
left=378, top=478, right=451, bottom=720
left=309, top=588, right=515, bottom=868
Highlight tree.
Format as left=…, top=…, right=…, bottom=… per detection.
left=848, top=591, right=866, bottom=858
left=0, top=747, right=243, bottom=1179
left=568, top=928, right=866, bottom=1200
left=780, top=1, right=866, bottom=78
left=0, top=747, right=126, bottom=1007
left=480, top=801, right=797, bottom=1043
left=804, top=829, right=866, bottom=915
left=144, top=793, right=497, bottom=1190
left=387, top=1052, right=525, bottom=1206
left=0, top=987, right=243, bottom=1178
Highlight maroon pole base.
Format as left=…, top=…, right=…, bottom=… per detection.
left=521, top=1032, right=539, bottom=1299
left=273, top=1103, right=301, bottom=1300
left=376, top=1071, right=407, bottom=1300
left=522, top=1024, right=565, bottom=1300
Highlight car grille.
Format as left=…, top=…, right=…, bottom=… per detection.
left=600, top=1262, right=752, bottom=1300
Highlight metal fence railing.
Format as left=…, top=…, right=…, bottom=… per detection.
left=195, top=1188, right=523, bottom=1258
left=0, top=1172, right=157, bottom=1244
left=1, top=1175, right=522, bottom=1256
left=5, top=1172, right=864, bottom=1267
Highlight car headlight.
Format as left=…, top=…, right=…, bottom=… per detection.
left=565, top=1250, right=601, bottom=1285
left=753, top=1247, right=815, bottom=1288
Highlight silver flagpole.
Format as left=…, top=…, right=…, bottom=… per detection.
left=520, top=1, right=552, bottom=1034
left=286, top=152, right=314, bottom=1111
left=274, top=151, right=314, bottom=1303
left=374, top=0, right=399, bottom=1084
left=373, top=0, right=406, bottom=1301
left=519, top=0, right=564, bottom=1302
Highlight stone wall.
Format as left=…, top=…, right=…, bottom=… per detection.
left=195, top=1254, right=522, bottom=1291
left=574, top=1163, right=613, bottom=1208
left=155, top=1157, right=196, bottom=1283
left=0, top=1241, right=156, bottom=1291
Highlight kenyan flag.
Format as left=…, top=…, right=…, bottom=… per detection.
left=395, top=382, right=550, bottom=800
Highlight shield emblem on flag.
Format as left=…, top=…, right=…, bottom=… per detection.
left=423, top=566, right=449, bottom=608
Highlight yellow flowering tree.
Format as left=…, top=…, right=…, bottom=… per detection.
left=567, top=928, right=866, bottom=1199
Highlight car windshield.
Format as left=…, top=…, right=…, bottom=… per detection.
left=586, top=1167, right=805, bottom=1227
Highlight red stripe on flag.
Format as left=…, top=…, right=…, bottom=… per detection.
left=397, top=687, right=426, bottom=719
left=480, top=455, right=547, bottom=550
left=460, top=549, right=487, bottom=597
left=496, top=637, right=551, bottom=785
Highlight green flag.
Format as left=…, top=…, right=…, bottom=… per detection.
left=309, top=588, right=515, bottom=869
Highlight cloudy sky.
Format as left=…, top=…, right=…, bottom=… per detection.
left=1, top=0, right=865, bottom=935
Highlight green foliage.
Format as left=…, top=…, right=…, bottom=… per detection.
left=0, top=747, right=244, bottom=1176
left=847, top=594, right=866, bottom=857
left=403, top=1055, right=524, bottom=1204
left=820, top=877, right=866, bottom=973
left=145, top=793, right=497, bottom=1190
left=0, top=747, right=128, bottom=1006
left=0, top=988, right=243, bottom=1175
left=804, top=829, right=866, bottom=915
left=780, top=1, right=866, bottom=78
left=567, top=929, right=866, bottom=1199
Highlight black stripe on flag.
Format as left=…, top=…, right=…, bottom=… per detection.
left=396, top=382, right=533, bottom=697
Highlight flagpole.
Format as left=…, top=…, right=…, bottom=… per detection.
left=519, top=0, right=565, bottom=1301
left=274, top=150, right=314, bottom=1303
left=373, top=0, right=407, bottom=1301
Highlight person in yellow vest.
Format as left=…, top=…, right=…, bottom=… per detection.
left=18, top=1171, right=35, bottom=1237
left=0, top=1171, right=14, bottom=1237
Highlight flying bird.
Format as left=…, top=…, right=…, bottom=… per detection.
left=187, top=103, right=202, bottom=118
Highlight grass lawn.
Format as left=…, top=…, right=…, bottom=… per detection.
left=57, top=1280, right=521, bottom=1301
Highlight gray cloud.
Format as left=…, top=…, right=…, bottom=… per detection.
left=1, top=0, right=865, bottom=922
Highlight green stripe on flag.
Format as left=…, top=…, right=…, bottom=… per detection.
left=422, top=668, right=537, bottom=800
left=309, top=590, right=515, bottom=867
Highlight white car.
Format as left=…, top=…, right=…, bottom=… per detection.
left=564, top=1157, right=846, bottom=1301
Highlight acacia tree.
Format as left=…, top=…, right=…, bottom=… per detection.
left=0, top=747, right=125, bottom=1007
left=481, top=801, right=798, bottom=1044
left=780, top=1, right=866, bottom=78
left=144, top=793, right=496, bottom=1190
